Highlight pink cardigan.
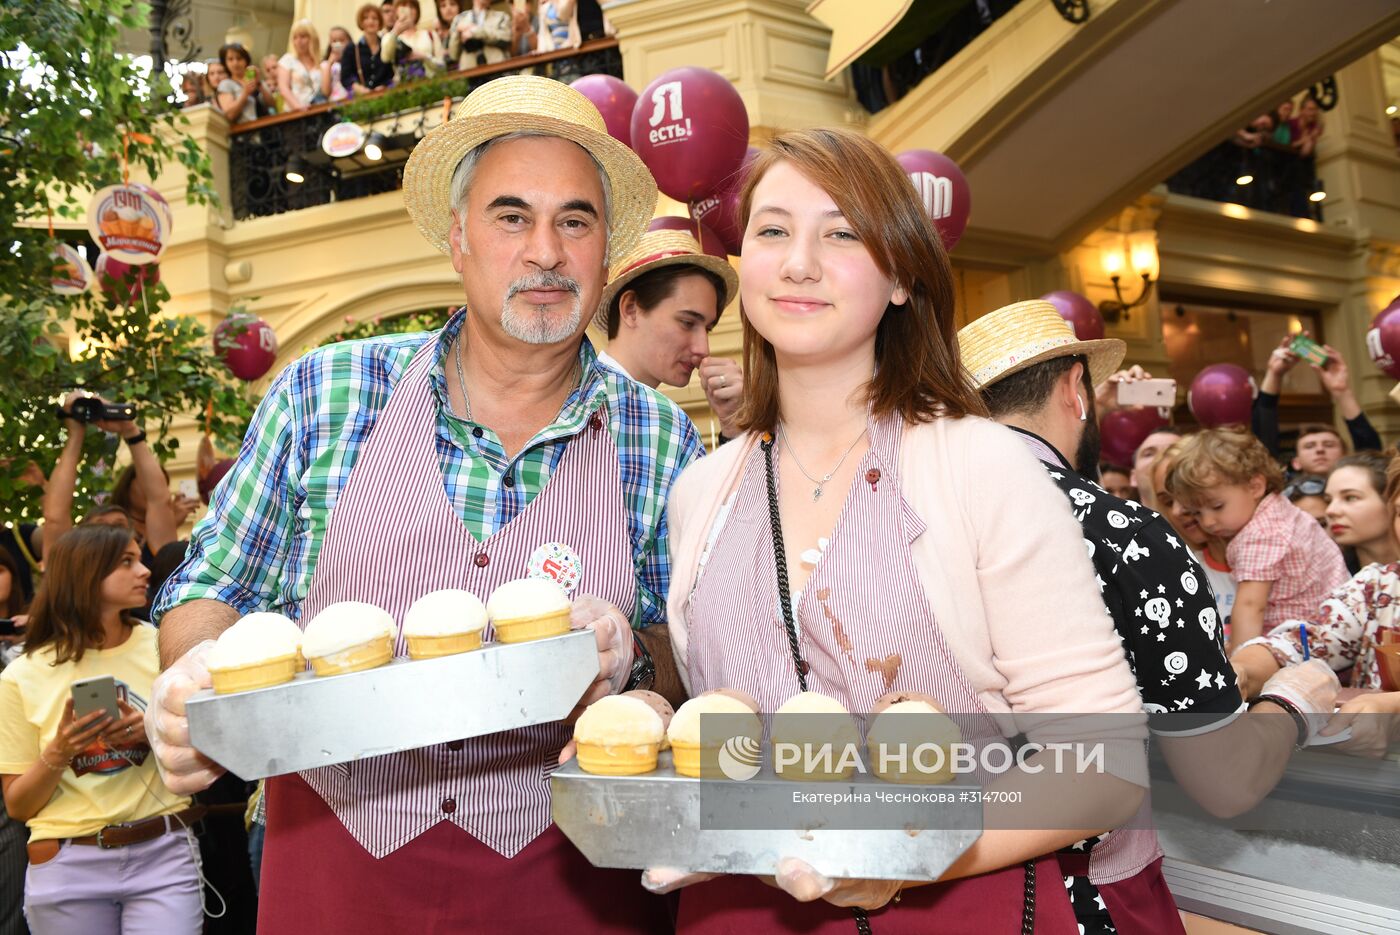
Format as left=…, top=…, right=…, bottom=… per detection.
left=666, top=415, right=1149, bottom=786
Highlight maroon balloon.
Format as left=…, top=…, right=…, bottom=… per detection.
left=95, top=253, right=160, bottom=307
left=1099, top=407, right=1169, bottom=467
left=1040, top=290, right=1106, bottom=341
left=689, top=145, right=758, bottom=256
left=570, top=74, right=637, bottom=147
left=1366, top=296, right=1400, bottom=379
left=631, top=67, right=750, bottom=203
left=1188, top=364, right=1257, bottom=428
left=213, top=312, right=278, bottom=381
left=648, top=215, right=727, bottom=260
left=895, top=149, right=972, bottom=251
left=199, top=457, right=236, bottom=505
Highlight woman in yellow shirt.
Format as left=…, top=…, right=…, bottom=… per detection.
left=0, top=525, right=203, bottom=934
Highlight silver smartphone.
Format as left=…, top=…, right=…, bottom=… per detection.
left=1117, top=378, right=1176, bottom=407
left=71, top=676, right=120, bottom=723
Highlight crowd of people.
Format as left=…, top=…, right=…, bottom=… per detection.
left=3, top=73, right=1396, bottom=934
left=177, top=0, right=619, bottom=123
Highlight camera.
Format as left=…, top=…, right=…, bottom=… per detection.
left=55, top=397, right=137, bottom=423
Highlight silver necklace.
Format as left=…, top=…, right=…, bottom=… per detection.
left=453, top=336, right=473, bottom=422
left=779, top=426, right=867, bottom=502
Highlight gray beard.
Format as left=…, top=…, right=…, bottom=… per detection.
left=500, top=272, right=583, bottom=345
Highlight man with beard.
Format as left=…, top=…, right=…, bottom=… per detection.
left=146, top=77, right=695, bottom=931
left=958, top=301, right=1262, bottom=935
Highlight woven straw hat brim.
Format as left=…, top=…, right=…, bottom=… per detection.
left=402, top=88, right=657, bottom=263
left=970, top=338, right=1126, bottom=391
left=594, top=253, right=740, bottom=331
left=958, top=299, right=1126, bottom=391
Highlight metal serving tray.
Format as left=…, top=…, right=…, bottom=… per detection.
left=186, top=630, right=598, bottom=779
left=552, top=752, right=983, bottom=880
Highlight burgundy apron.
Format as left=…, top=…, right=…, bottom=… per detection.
left=258, top=338, right=668, bottom=933
left=679, top=416, right=1080, bottom=932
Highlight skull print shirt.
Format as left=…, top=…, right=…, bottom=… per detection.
left=1011, top=428, right=1243, bottom=733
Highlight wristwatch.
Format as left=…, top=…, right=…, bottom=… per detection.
left=624, top=631, right=655, bottom=692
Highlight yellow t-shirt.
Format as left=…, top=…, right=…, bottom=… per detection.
left=0, top=623, right=189, bottom=842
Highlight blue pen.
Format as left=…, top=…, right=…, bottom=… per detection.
left=1300, top=623, right=1310, bottom=661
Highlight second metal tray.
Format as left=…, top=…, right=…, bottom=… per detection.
left=552, top=751, right=983, bottom=880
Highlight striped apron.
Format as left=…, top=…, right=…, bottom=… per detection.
left=257, top=339, right=669, bottom=932
left=679, top=415, right=1081, bottom=933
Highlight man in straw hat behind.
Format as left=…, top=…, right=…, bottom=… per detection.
left=957, top=300, right=1340, bottom=935
left=147, top=75, right=695, bottom=931
left=594, top=227, right=742, bottom=435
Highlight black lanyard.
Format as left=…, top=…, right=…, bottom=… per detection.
left=759, top=432, right=1035, bottom=934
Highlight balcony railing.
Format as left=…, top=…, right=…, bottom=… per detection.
left=227, top=39, right=621, bottom=221
left=1166, top=139, right=1323, bottom=222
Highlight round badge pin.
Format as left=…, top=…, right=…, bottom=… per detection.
left=527, top=542, right=582, bottom=594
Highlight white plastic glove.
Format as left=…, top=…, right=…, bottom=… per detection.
left=640, top=867, right=720, bottom=895
left=144, top=639, right=226, bottom=794
left=774, top=857, right=903, bottom=910
left=569, top=594, right=634, bottom=698
left=1258, top=659, right=1341, bottom=743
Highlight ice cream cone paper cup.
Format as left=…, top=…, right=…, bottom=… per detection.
left=209, top=653, right=301, bottom=694
left=309, top=635, right=394, bottom=675
left=407, top=631, right=483, bottom=659
left=492, top=609, right=570, bottom=644
left=576, top=741, right=660, bottom=776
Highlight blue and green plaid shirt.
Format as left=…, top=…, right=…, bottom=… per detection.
left=154, top=310, right=703, bottom=629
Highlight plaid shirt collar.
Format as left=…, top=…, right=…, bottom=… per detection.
left=426, top=307, right=610, bottom=436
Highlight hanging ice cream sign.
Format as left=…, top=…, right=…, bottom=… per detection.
left=88, top=184, right=168, bottom=264
left=50, top=243, right=93, bottom=296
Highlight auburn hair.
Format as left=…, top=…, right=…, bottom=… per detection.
left=1165, top=426, right=1285, bottom=505
left=734, top=127, right=985, bottom=434
left=23, top=525, right=139, bottom=665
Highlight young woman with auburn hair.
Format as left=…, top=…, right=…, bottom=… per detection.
left=660, top=127, right=1150, bottom=932
left=0, top=525, right=202, bottom=934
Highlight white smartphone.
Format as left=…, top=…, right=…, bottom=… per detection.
left=178, top=479, right=199, bottom=499
left=71, top=675, right=120, bottom=723
left=1117, top=378, right=1176, bottom=407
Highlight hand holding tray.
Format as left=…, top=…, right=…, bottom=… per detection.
left=186, top=630, right=598, bottom=779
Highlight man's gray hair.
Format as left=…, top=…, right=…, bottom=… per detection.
left=450, top=130, right=614, bottom=260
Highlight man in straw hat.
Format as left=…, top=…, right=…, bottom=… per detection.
left=594, top=227, right=742, bottom=436
left=957, top=300, right=1340, bottom=935
left=147, top=75, right=696, bottom=931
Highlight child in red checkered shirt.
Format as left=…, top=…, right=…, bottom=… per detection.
left=1166, top=427, right=1349, bottom=655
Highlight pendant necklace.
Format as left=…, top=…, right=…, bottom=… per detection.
left=779, top=426, right=867, bottom=502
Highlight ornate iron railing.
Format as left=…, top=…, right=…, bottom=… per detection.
left=227, top=39, right=621, bottom=222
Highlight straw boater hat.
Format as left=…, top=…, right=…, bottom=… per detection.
left=594, top=229, right=740, bottom=331
left=957, top=299, right=1126, bottom=390
left=402, top=75, right=658, bottom=261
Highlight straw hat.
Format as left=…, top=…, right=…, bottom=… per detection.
left=594, top=230, right=740, bottom=331
left=402, top=75, right=657, bottom=262
left=957, top=300, right=1125, bottom=390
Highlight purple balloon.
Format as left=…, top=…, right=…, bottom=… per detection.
left=688, top=146, right=758, bottom=256
left=631, top=67, right=750, bottom=203
left=1366, top=296, right=1400, bottom=380
left=895, top=149, right=972, bottom=251
left=214, top=312, right=279, bottom=382
left=95, top=253, right=160, bottom=307
left=1100, top=407, right=1169, bottom=467
left=1040, top=290, right=1106, bottom=341
left=570, top=74, right=637, bottom=148
left=1188, top=364, right=1257, bottom=428
left=648, top=215, right=727, bottom=260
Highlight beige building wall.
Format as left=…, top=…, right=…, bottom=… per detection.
left=136, top=3, right=1400, bottom=498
